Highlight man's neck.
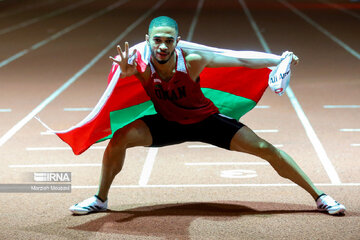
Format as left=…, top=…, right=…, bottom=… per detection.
left=152, top=53, right=176, bottom=72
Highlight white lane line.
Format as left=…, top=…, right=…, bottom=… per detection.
left=0, top=50, right=28, bottom=68
left=9, top=163, right=101, bottom=168
left=317, top=0, right=360, bottom=20
left=351, top=144, right=360, bottom=147
left=254, top=129, right=278, bottom=133
left=0, top=0, right=165, bottom=148
left=185, top=162, right=269, bottom=166
left=239, top=0, right=341, bottom=184
left=0, top=0, right=95, bottom=35
left=0, top=0, right=59, bottom=18
left=188, top=144, right=283, bottom=148
left=138, top=0, right=200, bottom=186
left=188, top=145, right=215, bottom=148
left=186, top=0, right=204, bottom=41
left=238, top=0, right=271, bottom=52
left=255, top=105, right=270, bottom=109
left=41, top=131, right=55, bottom=135
left=71, top=182, right=360, bottom=189
left=340, top=129, right=360, bottom=132
left=138, top=148, right=158, bottom=186
left=63, top=108, right=93, bottom=111
left=0, top=0, right=129, bottom=68
left=279, top=0, right=360, bottom=60
left=324, top=105, right=360, bottom=109
left=0, top=109, right=11, bottom=112
left=286, top=88, right=341, bottom=184
left=26, top=146, right=106, bottom=151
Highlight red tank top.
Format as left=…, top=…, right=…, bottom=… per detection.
left=141, top=48, right=219, bottom=124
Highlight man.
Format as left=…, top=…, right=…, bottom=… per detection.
left=70, top=16, right=345, bottom=215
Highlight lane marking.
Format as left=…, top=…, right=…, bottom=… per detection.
left=9, top=163, right=101, bottom=168
left=137, top=0, right=202, bottom=187
left=239, top=0, right=341, bottom=184
left=188, top=144, right=283, bottom=148
left=40, top=131, right=55, bottom=135
left=186, top=0, right=204, bottom=41
left=0, top=109, right=11, bottom=112
left=188, top=144, right=215, bottom=148
left=254, top=129, right=278, bottom=133
left=255, top=105, right=270, bottom=109
left=0, top=0, right=165, bottom=148
left=324, top=105, right=360, bottom=109
left=0, top=0, right=95, bottom=35
left=340, top=129, right=360, bottom=132
left=351, top=144, right=360, bottom=147
left=317, top=0, right=360, bottom=20
left=26, top=146, right=106, bottom=151
left=0, top=50, right=28, bottom=68
left=70, top=182, right=360, bottom=189
left=221, top=169, right=257, bottom=178
left=63, top=108, right=93, bottom=111
left=286, top=88, right=341, bottom=184
left=0, top=0, right=130, bottom=68
left=138, top=148, right=158, bottom=186
left=279, top=0, right=360, bottom=60
left=0, top=0, right=59, bottom=18
left=185, top=162, right=269, bottom=166
left=238, top=0, right=271, bottom=52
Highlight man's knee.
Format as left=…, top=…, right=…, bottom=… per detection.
left=109, top=120, right=151, bottom=149
left=252, top=140, right=276, bottom=158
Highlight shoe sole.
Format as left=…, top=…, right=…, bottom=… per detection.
left=70, top=208, right=107, bottom=215
left=318, top=207, right=346, bottom=215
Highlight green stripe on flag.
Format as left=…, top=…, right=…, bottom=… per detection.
left=202, top=88, right=256, bottom=119
left=97, top=100, right=156, bottom=142
left=97, top=88, right=255, bottom=143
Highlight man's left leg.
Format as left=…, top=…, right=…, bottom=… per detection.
left=230, top=125, right=322, bottom=199
left=229, top=125, right=346, bottom=214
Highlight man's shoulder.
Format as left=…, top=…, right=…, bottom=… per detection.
left=181, top=48, right=206, bottom=63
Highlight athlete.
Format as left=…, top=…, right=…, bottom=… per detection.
left=70, top=16, right=346, bottom=215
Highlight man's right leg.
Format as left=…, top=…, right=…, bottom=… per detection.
left=69, top=119, right=152, bottom=214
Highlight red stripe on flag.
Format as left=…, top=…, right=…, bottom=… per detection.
left=200, top=67, right=270, bottom=103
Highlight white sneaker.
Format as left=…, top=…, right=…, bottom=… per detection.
left=316, top=194, right=346, bottom=215
left=69, top=195, right=108, bottom=215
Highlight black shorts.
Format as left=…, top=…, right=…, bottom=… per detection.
left=140, top=113, right=245, bottom=150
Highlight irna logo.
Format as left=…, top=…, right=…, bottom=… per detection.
left=34, top=172, right=71, bottom=182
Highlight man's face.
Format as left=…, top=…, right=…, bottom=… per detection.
left=146, top=26, right=180, bottom=64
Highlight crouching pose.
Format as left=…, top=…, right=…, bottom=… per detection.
left=70, top=16, right=346, bottom=215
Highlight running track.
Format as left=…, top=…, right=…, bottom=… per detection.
left=0, top=0, right=359, bottom=239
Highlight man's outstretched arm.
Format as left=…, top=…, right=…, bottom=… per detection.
left=186, top=49, right=298, bottom=70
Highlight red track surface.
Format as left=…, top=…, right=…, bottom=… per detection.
left=0, top=0, right=359, bottom=239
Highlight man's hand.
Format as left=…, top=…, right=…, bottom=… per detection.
left=109, top=42, right=137, bottom=78
left=281, top=51, right=299, bottom=65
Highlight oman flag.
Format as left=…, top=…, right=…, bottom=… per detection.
left=47, top=41, right=290, bottom=155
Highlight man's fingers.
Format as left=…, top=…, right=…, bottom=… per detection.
left=109, top=56, right=120, bottom=65
left=125, top=42, right=129, bottom=58
left=117, top=45, right=124, bottom=60
left=292, top=54, right=299, bottom=65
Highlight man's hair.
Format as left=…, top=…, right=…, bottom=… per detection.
left=148, top=16, right=178, bottom=36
